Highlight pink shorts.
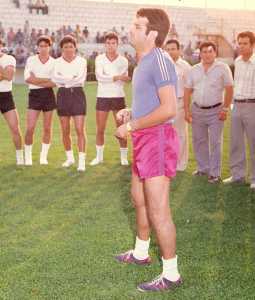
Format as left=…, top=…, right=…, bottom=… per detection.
left=131, top=124, right=179, bottom=179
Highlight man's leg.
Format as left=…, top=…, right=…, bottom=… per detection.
left=113, top=110, right=128, bottom=165
left=3, top=109, right=24, bottom=165
left=243, top=104, right=255, bottom=186
left=40, top=110, right=54, bottom=165
left=90, top=110, right=108, bottom=165
left=115, top=172, right=151, bottom=264
left=59, top=116, right=75, bottom=167
left=137, top=176, right=181, bottom=291
left=24, top=109, right=40, bottom=165
left=73, top=115, right=86, bottom=171
left=173, top=102, right=189, bottom=171
left=229, top=104, right=246, bottom=180
left=191, top=105, right=209, bottom=174
left=208, top=108, right=224, bottom=179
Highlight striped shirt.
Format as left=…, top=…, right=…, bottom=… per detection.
left=132, top=48, right=177, bottom=120
left=234, top=54, right=255, bottom=100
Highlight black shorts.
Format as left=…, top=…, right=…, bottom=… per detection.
left=96, top=97, right=126, bottom=112
left=0, top=92, right=16, bottom=114
left=28, top=88, right=56, bottom=112
left=57, top=87, right=86, bottom=116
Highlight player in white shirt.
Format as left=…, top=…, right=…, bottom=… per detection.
left=165, top=39, right=191, bottom=171
left=24, top=36, right=56, bottom=165
left=0, top=38, right=24, bottom=165
left=90, top=32, right=130, bottom=166
left=52, top=35, right=87, bottom=171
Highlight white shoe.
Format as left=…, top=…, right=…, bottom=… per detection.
left=62, top=159, right=75, bottom=168
left=121, top=158, right=129, bottom=166
left=16, top=158, right=24, bottom=166
left=77, top=165, right=86, bottom=172
left=40, top=157, right=48, bottom=165
left=90, top=157, right=103, bottom=166
left=25, top=158, right=32, bottom=166
left=250, top=183, right=255, bottom=189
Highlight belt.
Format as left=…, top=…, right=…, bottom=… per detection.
left=234, top=99, right=255, bottom=103
left=194, top=102, right=221, bottom=109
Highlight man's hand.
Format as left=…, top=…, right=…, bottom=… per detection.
left=116, top=108, right=131, bottom=123
left=218, top=110, right=228, bottom=121
left=113, top=73, right=131, bottom=82
left=115, top=123, right=128, bottom=139
left=185, top=110, right=192, bottom=123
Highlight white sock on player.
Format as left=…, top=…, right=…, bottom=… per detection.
left=133, top=236, right=150, bottom=260
left=16, top=149, right=24, bottom=165
left=77, top=152, right=86, bottom=171
left=120, top=147, right=128, bottom=165
left=62, top=150, right=75, bottom=167
left=162, top=256, right=180, bottom=282
left=90, top=145, right=104, bottom=166
left=40, top=143, right=50, bottom=165
left=24, top=144, right=32, bottom=165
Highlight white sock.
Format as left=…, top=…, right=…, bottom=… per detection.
left=96, top=145, right=104, bottom=161
left=133, top=236, right=150, bottom=260
left=16, top=149, right=24, bottom=164
left=24, top=144, right=32, bottom=164
left=120, top=147, right=128, bottom=160
left=162, top=256, right=180, bottom=282
left=66, top=150, right=74, bottom=162
left=40, top=143, right=50, bottom=160
left=78, top=152, right=86, bottom=171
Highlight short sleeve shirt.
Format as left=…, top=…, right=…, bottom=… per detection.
left=0, top=54, right=16, bottom=92
left=132, top=48, right=177, bottom=120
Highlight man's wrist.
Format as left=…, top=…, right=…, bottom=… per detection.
left=222, top=107, right=229, bottom=113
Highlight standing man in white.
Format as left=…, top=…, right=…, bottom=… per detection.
left=24, top=36, right=56, bottom=165
left=165, top=39, right=191, bottom=171
left=224, top=31, right=255, bottom=189
left=52, top=35, right=87, bottom=172
left=90, top=32, right=130, bottom=166
left=0, top=38, right=24, bottom=165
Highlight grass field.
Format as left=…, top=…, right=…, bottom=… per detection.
left=0, top=83, right=255, bottom=300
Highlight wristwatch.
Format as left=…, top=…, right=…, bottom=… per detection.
left=126, top=122, right=132, bottom=132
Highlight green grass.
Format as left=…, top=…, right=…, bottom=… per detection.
left=0, top=83, right=255, bottom=300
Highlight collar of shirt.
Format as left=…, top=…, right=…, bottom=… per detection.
left=197, top=60, right=222, bottom=74
left=236, top=53, right=255, bottom=64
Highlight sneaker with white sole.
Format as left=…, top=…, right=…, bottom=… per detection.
left=40, top=157, right=48, bottom=165
left=250, top=183, right=255, bottom=189
left=62, top=159, right=75, bottom=168
left=121, top=158, right=129, bottom=166
left=137, top=274, right=183, bottom=292
left=90, top=157, right=103, bottom=166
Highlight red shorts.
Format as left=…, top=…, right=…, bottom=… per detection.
left=131, top=124, right=179, bottom=179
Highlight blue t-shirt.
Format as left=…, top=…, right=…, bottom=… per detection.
left=132, top=48, right=177, bottom=120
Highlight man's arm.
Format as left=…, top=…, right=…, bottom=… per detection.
left=183, top=87, right=193, bottom=123
left=218, top=85, right=233, bottom=121
left=0, top=65, right=15, bottom=81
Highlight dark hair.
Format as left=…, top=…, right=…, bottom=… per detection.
left=136, top=8, right=170, bottom=48
left=60, top=35, right=77, bottom=48
left=166, top=39, right=180, bottom=50
left=237, top=31, right=255, bottom=45
left=199, top=41, right=217, bottom=52
left=37, top=35, right=52, bottom=46
left=104, top=32, right=118, bottom=43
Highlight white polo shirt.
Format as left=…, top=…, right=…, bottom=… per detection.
left=24, top=55, right=55, bottom=90
left=174, top=57, right=191, bottom=98
left=0, top=54, right=16, bottom=92
left=96, top=53, right=128, bottom=98
left=52, top=56, right=87, bottom=88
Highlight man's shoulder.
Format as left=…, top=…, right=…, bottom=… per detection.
left=3, top=54, right=16, bottom=64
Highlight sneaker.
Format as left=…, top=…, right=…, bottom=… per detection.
left=25, top=158, right=32, bottom=166
left=62, top=159, right=75, bottom=168
left=137, top=275, right=183, bottom=292
left=115, top=250, right=151, bottom=265
left=250, top=183, right=255, bottom=189
left=90, top=157, right=103, bottom=166
left=40, top=157, right=48, bottom=165
left=192, top=170, right=207, bottom=176
left=77, top=161, right=86, bottom=172
left=208, top=176, right=221, bottom=184
left=223, top=176, right=245, bottom=184
left=121, top=158, right=129, bottom=166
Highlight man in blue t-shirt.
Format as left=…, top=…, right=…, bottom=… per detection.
left=115, top=8, right=182, bottom=292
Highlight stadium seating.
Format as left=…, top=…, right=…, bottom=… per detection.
left=1, top=0, right=255, bottom=47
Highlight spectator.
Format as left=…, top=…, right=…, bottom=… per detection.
left=7, top=28, right=15, bottom=48
left=15, top=29, right=25, bottom=44
left=14, top=42, right=28, bottom=66
left=83, top=26, right=89, bottom=39
left=13, top=0, right=20, bottom=8
left=41, top=0, right=48, bottom=14
left=120, top=26, right=128, bottom=44
left=0, top=22, right=5, bottom=39
left=95, top=32, right=101, bottom=44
